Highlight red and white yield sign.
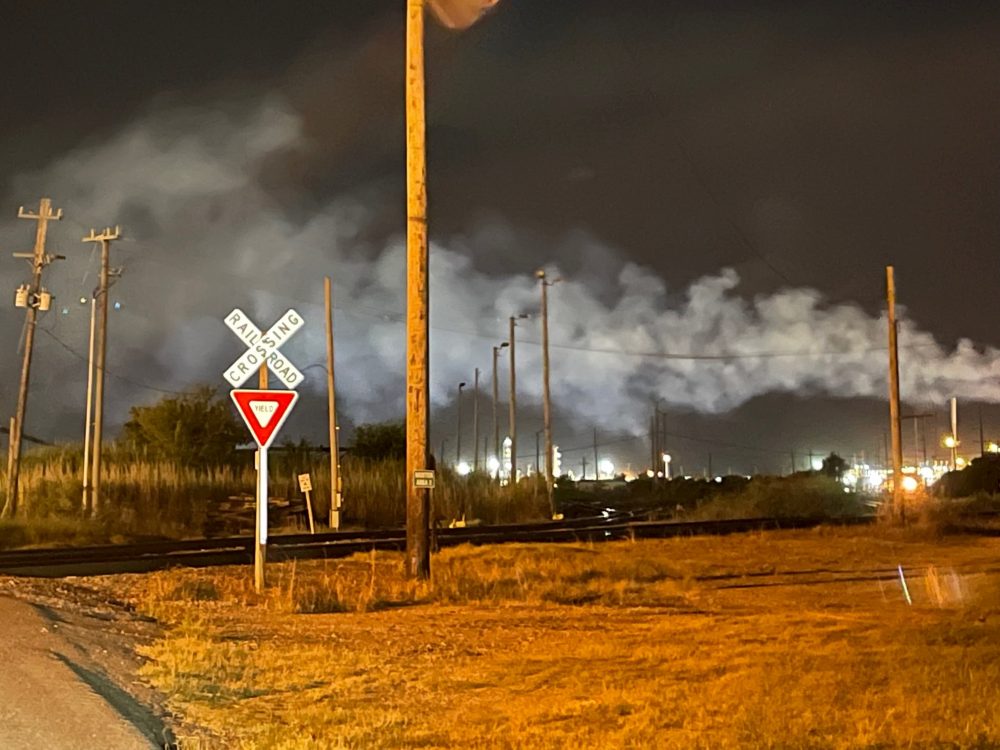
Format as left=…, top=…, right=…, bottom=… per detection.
left=231, top=390, right=299, bottom=449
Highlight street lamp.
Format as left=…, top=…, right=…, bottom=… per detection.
left=456, top=381, right=466, bottom=465
left=492, top=342, right=508, bottom=474
left=508, top=313, right=529, bottom=483
left=943, top=434, right=959, bottom=471
left=662, top=453, right=672, bottom=480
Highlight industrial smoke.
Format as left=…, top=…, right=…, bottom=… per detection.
left=1, top=100, right=998, bottom=439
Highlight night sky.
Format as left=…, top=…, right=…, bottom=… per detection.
left=2, top=2, right=1000, bottom=474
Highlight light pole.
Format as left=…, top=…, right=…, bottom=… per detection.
left=537, top=269, right=559, bottom=516
left=508, top=313, right=528, bottom=483
left=456, top=381, right=466, bottom=466
left=492, top=342, right=508, bottom=474
left=472, top=368, right=480, bottom=472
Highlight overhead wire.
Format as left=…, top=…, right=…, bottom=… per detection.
left=38, top=327, right=187, bottom=396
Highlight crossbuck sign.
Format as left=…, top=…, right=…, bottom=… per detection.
left=224, top=308, right=304, bottom=389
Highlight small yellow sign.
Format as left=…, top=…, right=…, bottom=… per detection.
left=297, top=473, right=313, bottom=493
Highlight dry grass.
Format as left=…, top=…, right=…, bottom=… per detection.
left=0, top=451, right=549, bottom=548
left=83, top=526, right=1000, bottom=749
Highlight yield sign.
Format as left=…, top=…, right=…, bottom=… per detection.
left=231, top=389, right=299, bottom=449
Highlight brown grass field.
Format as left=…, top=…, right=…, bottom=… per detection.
left=94, top=525, right=1000, bottom=749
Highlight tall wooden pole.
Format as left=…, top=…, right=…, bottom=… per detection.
left=405, top=0, right=431, bottom=579
left=886, top=266, right=904, bottom=519
left=82, top=226, right=121, bottom=518
left=82, top=298, right=96, bottom=514
left=325, top=277, right=341, bottom=530
left=539, top=271, right=555, bottom=514
left=3, top=198, right=62, bottom=518
left=508, top=316, right=517, bottom=482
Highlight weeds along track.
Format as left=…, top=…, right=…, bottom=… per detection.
left=0, top=514, right=883, bottom=578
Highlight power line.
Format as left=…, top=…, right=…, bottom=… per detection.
left=38, top=327, right=186, bottom=396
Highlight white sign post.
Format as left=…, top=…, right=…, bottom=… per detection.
left=224, top=308, right=305, bottom=592
left=298, top=473, right=315, bottom=534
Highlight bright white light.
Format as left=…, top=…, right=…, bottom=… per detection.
left=956, top=457, right=967, bottom=469
left=487, top=456, right=500, bottom=474
left=662, top=453, right=671, bottom=463
left=842, top=470, right=859, bottom=487
left=811, top=459, right=823, bottom=471
left=456, top=461, right=471, bottom=476
left=901, top=475, right=919, bottom=493
left=598, top=459, right=614, bottom=477
left=646, top=470, right=654, bottom=478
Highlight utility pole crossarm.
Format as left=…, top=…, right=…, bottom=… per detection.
left=18, top=204, right=63, bottom=221
left=82, top=226, right=122, bottom=244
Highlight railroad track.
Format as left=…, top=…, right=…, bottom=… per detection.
left=0, top=514, right=881, bottom=578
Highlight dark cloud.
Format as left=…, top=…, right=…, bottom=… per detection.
left=1, top=1, right=998, bottom=473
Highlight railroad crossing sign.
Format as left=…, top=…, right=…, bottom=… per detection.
left=224, top=308, right=305, bottom=389
left=231, top=389, right=299, bottom=450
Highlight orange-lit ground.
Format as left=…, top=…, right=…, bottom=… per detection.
left=82, top=528, right=1000, bottom=748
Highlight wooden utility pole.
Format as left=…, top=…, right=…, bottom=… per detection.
left=325, top=277, right=341, bottom=530
left=538, top=270, right=556, bottom=514
left=82, top=226, right=121, bottom=518
left=472, top=368, right=480, bottom=472
left=886, top=266, right=904, bottom=519
left=82, top=298, right=96, bottom=514
left=405, top=0, right=431, bottom=579
left=4, top=198, right=63, bottom=518
left=508, top=315, right=518, bottom=482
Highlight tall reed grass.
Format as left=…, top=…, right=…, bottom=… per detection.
left=0, top=443, right=550, bottom=547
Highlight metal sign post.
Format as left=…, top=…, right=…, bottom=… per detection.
left=298, top=473, right=315, bottom=534
left=224, top=308, right=304, bottom=593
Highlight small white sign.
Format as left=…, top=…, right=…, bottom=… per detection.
left=250, top=401, right=278, bottom=427
left=298, top=473, right=313, bottom=493
left=224, top=308, right=305, bottom=389
left=413, top=470, right=436, bottom=489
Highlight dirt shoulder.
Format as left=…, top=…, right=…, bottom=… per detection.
left=0, top=577, right=190, bottom=749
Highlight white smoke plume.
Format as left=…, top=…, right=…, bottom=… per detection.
left=2, top=98, right=998, bottom=440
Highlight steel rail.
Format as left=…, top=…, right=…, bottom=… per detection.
left=0, top=514, right=881, bottom=578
